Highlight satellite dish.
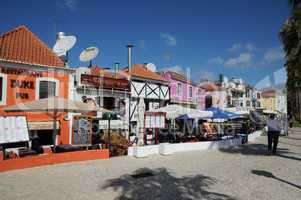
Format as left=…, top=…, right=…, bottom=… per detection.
left=145, top=63, right=156, bottom=72
left=53, top=35, right=77, bottom=56
left=79, top=46, right=99, bottom=66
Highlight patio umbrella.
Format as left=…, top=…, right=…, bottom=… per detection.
left=149, top=104, right=212, bottom=119
left=4, top=96, right=111, bottom=151
left=4, top=96, right=110, bottom=113
left=205, top=107, right=240, bottom=121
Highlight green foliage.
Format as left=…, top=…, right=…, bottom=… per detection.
left=293, top=119, right=301, bottom=127
left=280, top=2, right=301, bottom=120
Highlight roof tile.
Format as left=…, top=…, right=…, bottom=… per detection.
left=123, top=64, right=167, bottom=82
left=0, top=25, right=65, bottom=67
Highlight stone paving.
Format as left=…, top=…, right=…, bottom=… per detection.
left=0, top=128, right=300, bottom=200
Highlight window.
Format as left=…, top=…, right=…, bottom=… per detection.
left=177, top=83, right=182, bottom=96
left=39, top=81, right=56, bottom=99
left=246, top=100, right=250, bottom=107
left=198, top=89, right=202, bottom=96
left=257, top=93, right=261, bottom=99
left=205, top=96, right=213, bottom=109
left=0, top=73, right=7, bottom=105
left=189, top=86, right=193, bottom=98
left=246, top=89, right=250, bottom=98
left=36, top=77, right=59, bottom=99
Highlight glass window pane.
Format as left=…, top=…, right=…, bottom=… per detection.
left=39, top=81, right=56, bottom=99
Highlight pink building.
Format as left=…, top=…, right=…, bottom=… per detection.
left=199, top=81, right=227, bottom=109
left=162, top=71, right=205, bottom=109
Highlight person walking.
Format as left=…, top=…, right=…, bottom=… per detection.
left=267, top=114, right=281, bottom=155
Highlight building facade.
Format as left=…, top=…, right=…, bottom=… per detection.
left=261, top=89, right=277, bottom=111
left=0, top=25, right=74, bottom=146
left=125, top=64, right=169, bottom=123
left=199, top=81, right=227, bottom=109
left=161, top=71, right=202, bottom=109
left=245, top=85, right=261, bottom=109
left=72, top=65, right=130, bottom=118
left=261, top=89, right=287, bottom=113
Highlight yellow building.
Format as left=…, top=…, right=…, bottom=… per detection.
left=261, top=90, right=276, bottom=111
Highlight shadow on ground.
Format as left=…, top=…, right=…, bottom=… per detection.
left=219, top=143, right=301, bottom=161
left=251, top=170, right=301, bottom=190
left=101, top=167, right=235, bottom=200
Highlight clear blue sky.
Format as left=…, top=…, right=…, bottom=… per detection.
left=0, top=0, right=290, bottom=87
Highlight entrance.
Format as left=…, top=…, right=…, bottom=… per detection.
left=103, top=97, right=115, bottom=110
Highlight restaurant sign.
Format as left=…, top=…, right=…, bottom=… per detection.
left=0, top=67, right=43, bottom=77
left=81, top=74, right=129, bottom=90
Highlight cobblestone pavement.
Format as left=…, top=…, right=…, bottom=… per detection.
left=0, top=128, right=300, bottom=200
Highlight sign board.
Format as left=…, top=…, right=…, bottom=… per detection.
left=0, top=67, right=43, bottom=77
left=72, top=116, right=92, bottom=145
left=81, top=74, right=129, bottom=90
left=98, top=120, right=128, bottom=129
left=0, top=116, right=29, bottom=144
left=145, top=112, right=165, bottom=128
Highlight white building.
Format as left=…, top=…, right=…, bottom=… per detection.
left=276, top=91, right=287, bottom=114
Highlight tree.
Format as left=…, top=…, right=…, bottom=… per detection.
left=279, top=0, right=301, bottom=121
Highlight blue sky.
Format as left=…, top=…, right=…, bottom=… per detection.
left=1, top=0, right=290, bottom=88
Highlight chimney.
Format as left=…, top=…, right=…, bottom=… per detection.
left=115, top=62, right=119, bottom=79
left=126, top=44, right=133, bottom=80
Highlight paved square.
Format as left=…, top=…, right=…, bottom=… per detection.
left=1, top=129, right=300, bottom=200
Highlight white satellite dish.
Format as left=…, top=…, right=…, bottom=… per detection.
left=53, top=35, right=77, bottom=56
left=145, top=63, right=156, bottom=72
left=79, top=46, right=99, bottom=66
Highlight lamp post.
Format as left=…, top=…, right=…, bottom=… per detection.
left=108, top=112, right=111, bottom=157
left=127, top=44, right=133, bottom=140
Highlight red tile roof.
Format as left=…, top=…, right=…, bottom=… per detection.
left=123, top=64, right=167, bottom=82
left=200, top=82, right=218, bottom=91
left=0, top=25, right=65, bottom=67
left=165, top=70, right=197, bottom=86
left=262, top=89, right=276, bottom=98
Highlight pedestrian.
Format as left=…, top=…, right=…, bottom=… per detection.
left=266, top=114, right=281, bottom=155
left=289, top=114, right=293, bottom=128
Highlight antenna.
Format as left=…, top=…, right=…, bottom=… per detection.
left=79, top=46, right=100, bottom=67
left=53, top=33, right=77, bottom=64
left=145, top=63, right=156, bottom=72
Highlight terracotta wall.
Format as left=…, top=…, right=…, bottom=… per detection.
left=0, top=65, right=71, bottom=144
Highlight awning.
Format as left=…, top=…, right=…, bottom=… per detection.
left=27, top=121, right=60, bottom=130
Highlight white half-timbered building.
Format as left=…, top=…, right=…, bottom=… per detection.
left=123, top=64, right=169, bottom=123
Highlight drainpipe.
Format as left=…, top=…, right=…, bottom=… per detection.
left=126, top=44, right=133, bottom=139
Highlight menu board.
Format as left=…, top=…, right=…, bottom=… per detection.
left=145, top=113, right=165, bottom=128
left=72, top=116, right=92, bottom=145
left=0, top=116, right=29, bottom=144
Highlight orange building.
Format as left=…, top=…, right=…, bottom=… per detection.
left=0, top=25, right=74, bottom=146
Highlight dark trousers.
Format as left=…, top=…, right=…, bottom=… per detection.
left=267, top=131, right=280, bottom=153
